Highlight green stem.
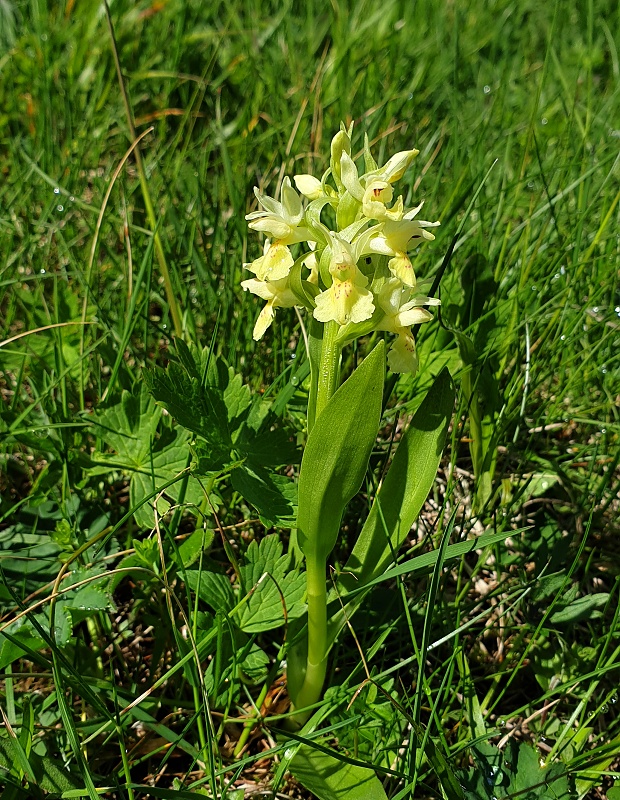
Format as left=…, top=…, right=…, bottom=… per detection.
left=290, top=321, right=341, bottom=722
left=293, top=556, right=328, bottom=718
left=315, top=320, right=341, bottom=420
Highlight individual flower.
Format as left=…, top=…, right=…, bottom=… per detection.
left=368, top=201, right=440, bottom=286
left=368, top=148, right=420, bottom=184
left=245, top=176, right=312, bottom=244
left=241, top=276, right=297, bottom=340
left=339, top=148, right=419, bottom=221
left=313, top=234, right=375, bottom=326
left=375, top=278, right=440, bottom=373
left=244, top=239, right=295, bottom=282
left=362, top=180, right=394, bottom=220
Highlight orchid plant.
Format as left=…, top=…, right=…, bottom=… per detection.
left=242, top=124, right=455, bottom=726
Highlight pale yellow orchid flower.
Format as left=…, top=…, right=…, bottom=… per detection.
left=313, top=234, right=375, bottom=326
left=294, top=174, right=323, bottom=200
left=241, top=276, right=297, bottom=340
left=376, top=278, right=440, bottom=373
left=246, top=176, right=312, bottom=244
left=369, top=201, right=440, bottom=286
left=339, top=148, right=419, bottom=221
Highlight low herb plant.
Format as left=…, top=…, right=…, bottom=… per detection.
left=241, top=122, right=452, bottom=720
left=144, top=124, right=461, bottom=792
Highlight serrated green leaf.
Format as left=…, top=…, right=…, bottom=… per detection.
left=231, top=465, right=297, bottom=527
left=224, top=370, right=252, bottom=422
left=90, top=384, right=161, bottom=465
left=290, top=744, right=388, bottom=800
left=297, top=342, right=385, bottom=563
left=90, top=389, right=207, bottom=528
left=129, top=427, right=206, bottom=528
left=236, top=535, right=306, bottom=632
left=68, top=586, right=110, bottom=613
left=241, top=643, right=270, bottom=680
left=185, top=570, right=235, bottom=613
left=145, top=362, right=231, bottom=448
left=237, top=421, right=298, bottom=467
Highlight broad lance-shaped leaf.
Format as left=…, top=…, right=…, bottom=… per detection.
left=338, top=366, right=454, bottom=591
left=297, top=342, right=385, bottom=564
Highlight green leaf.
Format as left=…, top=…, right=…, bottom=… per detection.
left=175, top=527, right=214, bottom=568
left=297, top=342, right=385, bottom=563
left=241, top=642, right=270, bottom=680
left=236, top=535, right=306, bottom=632
left=68, top=586, right=110, bottom=612
left=0, top=738, right=82, bottom=793
left=237, top=420, right=298, bottom=467
left=90, top=384, right=160, bottom=465
left=223, top=370, right=252, bottom=423
left=338, top=367, right=454, bottom=591
left=550, top=593, right=610, bottom=625
left=231, top=465, right=297, bottom=527
left=90, top=388, right=207, bottom=528
left=145, top=361, right=231, bottom=450
left=507, top=743, right=572, bottom=799
left=128, top=427, right=204, bottom=528
left=0, top=622, right=46, bottom=671
left=290, top=744, right=388, bottom=800
left=185, top=570, right=235, bottom=613
left=356, top=528, right=515, bottom=591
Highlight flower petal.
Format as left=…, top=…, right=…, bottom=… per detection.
left=294, top=174, right=323, bottom=200
left=248, top=215, right=295, bottom=240
left=241, top=277, right=274, bottom=301
left=388, top=254, right=417, bottom=287
left=253, top=302, right=275, bottom=340
left=313, top=278, right=374, bottom=325
left=377, top=149, right=419, bottom=183
left=246, top=243, right=294, bottom=281
left=362, top=180, right=394, bottom=220
left=280, top=176, right=303, bottom=223
left=387, top=332, right=419, bottom=373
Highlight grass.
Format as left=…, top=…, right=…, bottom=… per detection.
left=1, top=0, right=619, bottom=797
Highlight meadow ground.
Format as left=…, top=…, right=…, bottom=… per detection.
left=0, top=1, right=619, bottom=798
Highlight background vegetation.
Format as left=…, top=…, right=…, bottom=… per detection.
left=0, top=0, right=619, bottom=797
